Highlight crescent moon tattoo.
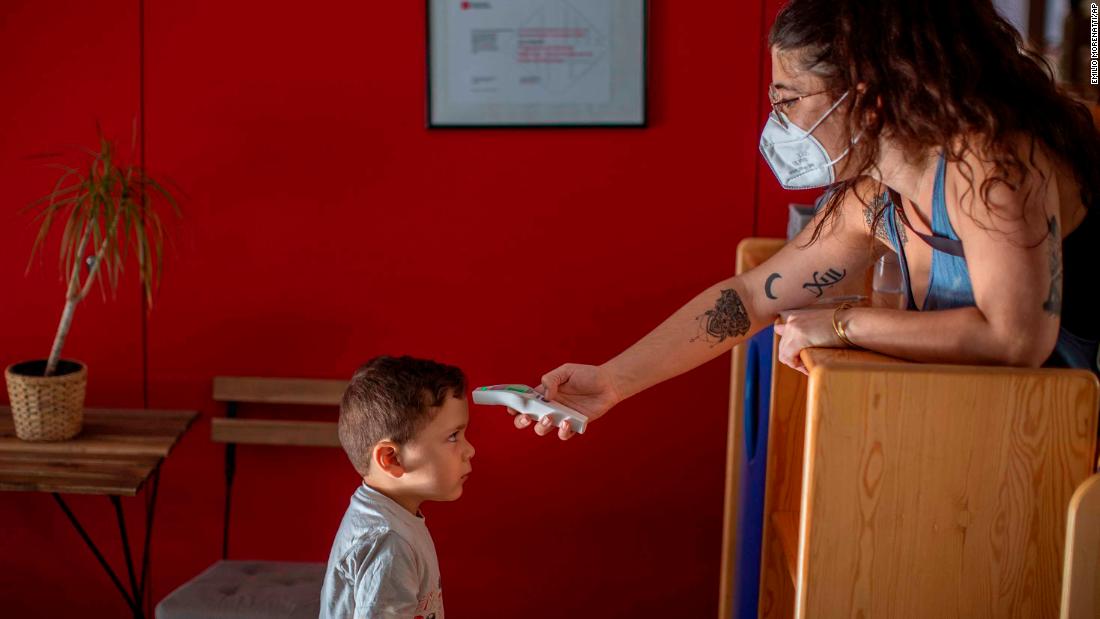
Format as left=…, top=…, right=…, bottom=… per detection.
left=764, top=273, right=782, bottom=300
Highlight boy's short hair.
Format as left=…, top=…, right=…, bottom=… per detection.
left=339, top=355, right=467, bottom=475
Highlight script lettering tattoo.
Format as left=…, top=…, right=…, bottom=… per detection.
left=802, top=268, right=847, bottom=298
left=693, top=288, right=750, bottom=344
left=764, top=273, right=782, bottom=300
left=1043, top=215, right=1062, bottom=316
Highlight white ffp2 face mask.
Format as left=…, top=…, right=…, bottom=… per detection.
left=759, top=90, right=852, bottom=190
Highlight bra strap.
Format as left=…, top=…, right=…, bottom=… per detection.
left=888, top=189, right=966, bottom=258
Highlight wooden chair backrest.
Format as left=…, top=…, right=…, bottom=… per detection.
left=211, top=376, right=346, bottom=448
left=797, top=359, right=1099, bottom=618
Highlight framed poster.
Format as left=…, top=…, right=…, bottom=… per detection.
left=427, top=0, right=647, bottom=127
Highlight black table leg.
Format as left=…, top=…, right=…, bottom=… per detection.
left=111, top=495, right=140, bottom=604
left=139, top=467, right=161, bottom=616
left=52, top=466, right=163, bottom=619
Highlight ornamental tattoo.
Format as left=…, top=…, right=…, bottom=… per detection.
left=1043, top=215, right=1062, bottom=316
left=693, top=288, right=750, bottom=344
left=802, top=268, right=847, bottom=298
left=863, top=194, right=907, bottom=244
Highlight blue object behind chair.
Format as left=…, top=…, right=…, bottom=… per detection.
left=732, top=326, right=773, bottom=619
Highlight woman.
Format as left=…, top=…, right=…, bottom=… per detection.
left=513, top=0, right=1099, bottom=440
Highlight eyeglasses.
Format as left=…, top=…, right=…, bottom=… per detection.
left=769, top=88, right=828, bottom=129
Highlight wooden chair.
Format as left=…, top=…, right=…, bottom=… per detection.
left=211, top=376, right=344, bottom=557
left=1060, top=473, right=1100, bottom=619
left=719, top=238, right=786, bottom=619
left=156, top=376, right=346, bottom=619
left=720, top=238, right=1100, bottom=619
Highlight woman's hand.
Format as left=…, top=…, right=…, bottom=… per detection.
left=774, top=308, right=847, bottom=374
left=508, top=363, right=624, bottom=440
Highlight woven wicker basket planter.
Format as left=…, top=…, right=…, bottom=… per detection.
left=4, top=360, right=86, bottom=441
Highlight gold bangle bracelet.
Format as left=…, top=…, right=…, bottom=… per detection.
left=832, top=302, right=857, bottom=348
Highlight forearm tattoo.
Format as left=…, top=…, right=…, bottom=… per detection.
left=693, top=288, right=750, bottom=344
left=764, top=273, right=782, bottom=300
left=802, top=268, right=847, bottom=298
left=1043, top=215, right=1062, bottom=316
left=864, top=195, right=907, bottom=244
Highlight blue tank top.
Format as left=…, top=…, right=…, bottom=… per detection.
left=880, top=152, right=1098, bottom=375
left=882, top=154, right=974, bottom=311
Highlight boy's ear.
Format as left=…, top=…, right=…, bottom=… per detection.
left=372, top=441, right=405, bottom=478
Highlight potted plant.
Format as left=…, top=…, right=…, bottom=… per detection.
left=5, top=128, right=179, bottom=441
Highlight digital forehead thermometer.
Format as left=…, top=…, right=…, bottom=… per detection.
left=472, top=384, right=589, bottom=434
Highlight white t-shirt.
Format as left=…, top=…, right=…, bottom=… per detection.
left=320, top=483, right=444, bottom=619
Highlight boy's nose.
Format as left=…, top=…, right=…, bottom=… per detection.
left=465, top=443, right=475, bottom=460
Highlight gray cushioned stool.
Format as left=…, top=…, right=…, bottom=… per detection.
left=156, top=560, right=324, bottom=619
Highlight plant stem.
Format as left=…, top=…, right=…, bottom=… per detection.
left=44, top=225, right=91, bottom=376
left=44, top=298, right=79, bottom=377
left=44, top=211, right=119, bottom=376
left=78, top=216, right=117, bottom=300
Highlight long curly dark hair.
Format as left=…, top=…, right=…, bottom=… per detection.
left=770, top=0, right=1100, bottom=242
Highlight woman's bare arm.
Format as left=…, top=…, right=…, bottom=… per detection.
left=833, top=145, right=1062, bottom=367
left=603, top=190, right=877, bottom=399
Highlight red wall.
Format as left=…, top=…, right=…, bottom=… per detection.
left=1, top=1, right=797, bottom=617
left=0, top=2, right=148, bottom=616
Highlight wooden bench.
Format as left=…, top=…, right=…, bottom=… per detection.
left=157, top=376, right=349, bottom=619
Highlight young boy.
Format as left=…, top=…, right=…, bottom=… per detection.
left=320, top=355, right=475, bottom=619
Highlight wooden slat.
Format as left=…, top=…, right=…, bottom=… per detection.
left=213, top=376, right=345, bottom=406
left=0, top=454, right=159, bottom=496
left=760, top=519, right=796, bottom=619
left=1061, top=474, right=1100, bottom=619
left=211, top=418, right=340, bottom=447
left=0, top=408, right=197, bottom=496
left=0, top=408, right=197, bottom=458
left=771, top=511, right=798, bottom=588
left=801, top=347, right=905, bottom=370
left=0, top=450, right=163, bottom=467
left=720, top=341, right=749, bottom=619
left=0, top=471, right=147, bottom=496
left=759, top=330, right=809, bottom=619
left=799, top=363, right=1099, bottom=618
left=719, top=238, right=788, bottom=619
left=736, top=238, right=788, bottom=273
left=0, top=454, right=160, bottom=476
